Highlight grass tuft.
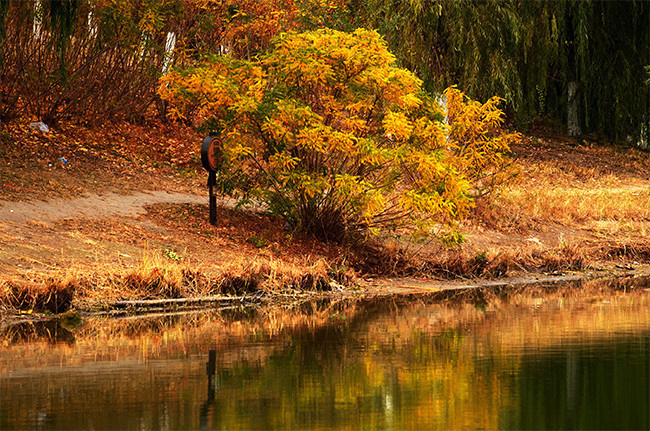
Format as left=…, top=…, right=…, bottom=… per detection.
left=1, top=280, right=75, bottom=313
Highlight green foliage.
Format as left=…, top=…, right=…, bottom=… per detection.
left=358, top=0, right=650, bottom=142
left=557, top=0, right=649, bottom=142
left=360, top=0, right=532, bottom=123
left=163, top=249, right=182, bottom=261
left=161, top=29, right=518, bottom=243
left=246, top=234, right=268, bottom=249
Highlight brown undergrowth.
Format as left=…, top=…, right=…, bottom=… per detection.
left=353, top=237, right=650, bottom=280
left=351, top=241, right=588, bottom=279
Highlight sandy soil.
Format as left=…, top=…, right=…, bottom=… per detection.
left=0, top=191, right=206, bottom=224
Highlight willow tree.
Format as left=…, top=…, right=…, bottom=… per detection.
left=558, top=0, right=649, bottom=142
left=355, top=0, right=546, bottom=124
left=357, top=0, right=650, bottom=144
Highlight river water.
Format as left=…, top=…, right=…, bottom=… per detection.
left=1, top=276, right=650, bottom=430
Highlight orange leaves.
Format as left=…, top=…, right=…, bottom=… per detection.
left=269, top=152, right=299, bottom=172
left=326, top=130, right=356, bottom=154
left=382, top=111, right=414, bottom=141
left=209, top=0, right=302, bottom=59
left=160, top=56, right=266, bottom=128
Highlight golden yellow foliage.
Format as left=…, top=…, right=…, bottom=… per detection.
left=160, top=29, right=518, bottom=243
left=445, top=87, right=521, bottom=198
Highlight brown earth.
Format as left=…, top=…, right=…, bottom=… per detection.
left=1, top=118, right=649, bottom=315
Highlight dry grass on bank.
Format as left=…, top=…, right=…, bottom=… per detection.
left=492, top=133, right=649, bottom=229
left=0, top=248, right=348, bottom=313
left=352, top=132, right=650, bottom=279
left=479, top=165, right=649, bottom=232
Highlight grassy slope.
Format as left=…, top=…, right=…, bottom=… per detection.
left=466, top=126, right=650, bottom=273
left=0, top=119, right=648, bottom=313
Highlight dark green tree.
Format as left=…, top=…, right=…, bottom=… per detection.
left=357, top=0, right=650, bottom=144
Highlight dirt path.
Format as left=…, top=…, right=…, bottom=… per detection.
left=0, top=190, right=262, bottom=287
left=0, top=191, right=207, bottom=225
left=0, top=190, right=220, bottom=285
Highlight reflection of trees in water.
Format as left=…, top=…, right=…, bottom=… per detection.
left=509, top=340, right=650, bottom=430
left=3, top=275, right=648, bottom=350
left=199, top=278, right=650, bottom=429
left=200, top=305, right=512, bottom=429
left=200, top=350, right=217, bottom=430
left=1, top=359, right=205, bottom=429
left=0, top=299, right=357, bottom=369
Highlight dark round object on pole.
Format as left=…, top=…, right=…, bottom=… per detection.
left=201, top=136, right=222, bottom=226
left=201, top=136, right=223, bottom=173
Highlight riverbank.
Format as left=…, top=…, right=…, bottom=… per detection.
left=1, top=118, right=649, bottom=316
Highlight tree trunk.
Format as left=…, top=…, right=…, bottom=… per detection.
left=567, top=81, right=581, bottom=136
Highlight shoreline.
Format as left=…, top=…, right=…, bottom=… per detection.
left=1, top=120, right=649, bottom=321
left=2, top=267, right=649, bottom=327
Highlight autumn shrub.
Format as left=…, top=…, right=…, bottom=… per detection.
left=160, top=28, right=518, bottom=243
left=0, top=0, right=192, bottom=124
left=445, top=88, right=520, bottom=199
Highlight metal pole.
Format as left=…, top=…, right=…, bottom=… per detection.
left=208, top=171, right=217, bottom=226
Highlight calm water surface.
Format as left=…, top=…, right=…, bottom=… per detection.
left=2, top=278, right=650, bottom=430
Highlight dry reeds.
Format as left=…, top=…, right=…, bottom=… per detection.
left=0, top=250, right=355, bottom=313
left=349, top=236, right=593, bottom=280
left=0, top=279, right=75, bottom=313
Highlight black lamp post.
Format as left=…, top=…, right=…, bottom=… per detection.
left=201, top=135, right=223, bottom=225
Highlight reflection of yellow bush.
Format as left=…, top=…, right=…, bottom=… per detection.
left=160, top=29, right=518, bottom=243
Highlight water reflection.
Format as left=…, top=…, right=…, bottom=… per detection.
left=1, top=319, right=76, bottom=345
left=1, top=276, right=650, bottom=429
left=200, top=350, right=217, bottom=430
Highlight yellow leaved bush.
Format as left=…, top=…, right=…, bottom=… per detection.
left=160, top=28, right=518, bottom=243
